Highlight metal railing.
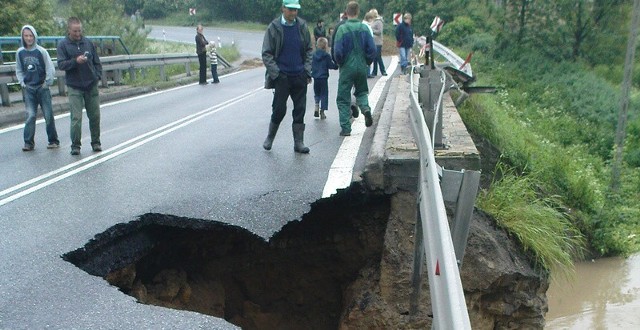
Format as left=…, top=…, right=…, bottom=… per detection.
left=0, top=52, right=231, bottom=106
left=407, top=65, right=472, bottom=329
left=0, top=36, right=130, bottom=64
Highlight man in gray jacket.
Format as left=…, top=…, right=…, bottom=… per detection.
left=16, top=24, right=59, bottom=151
left=57, top=17, right=103, bottom=155
left=261, top=0, right=313, bottom=154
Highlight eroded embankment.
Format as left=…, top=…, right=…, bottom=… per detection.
left=63, top=186, right=390, bottom=329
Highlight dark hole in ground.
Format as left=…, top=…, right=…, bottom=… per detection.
left=63, top=186, right=390, bottom=330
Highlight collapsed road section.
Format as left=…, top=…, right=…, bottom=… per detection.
left=64, top=185, right=391, bottom=329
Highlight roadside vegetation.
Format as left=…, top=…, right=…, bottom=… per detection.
left=437, top=2, right=640, bottom=273
left=2, top=0, right=638, bottom=272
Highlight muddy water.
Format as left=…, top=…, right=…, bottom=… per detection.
left=545, top=254, right=640, bottom=329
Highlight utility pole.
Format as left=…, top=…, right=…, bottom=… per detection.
left=611, top=0, right=640, bottom=193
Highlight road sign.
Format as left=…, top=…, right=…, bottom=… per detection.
left=431, top=16, right=444, bottom=33
left=393, top=13, right=402, bottom=25
left=189, top=8, right=196, bottom=16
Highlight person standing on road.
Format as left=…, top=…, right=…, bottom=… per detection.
left=57, top=17, right=103, bottom=156
left=369, top=9, right=387, bottom=77
left=207, top=41, right=220, bottom=84
left=313, top=20, right=326, bottom=45
left=195, top=24, right=209, bottom=85
left=362, top=11, right=375, bottom=78
left=333, top=1, right=376, bottom=136
left=16, top=25, right=59, bottom=151
left=311, top=37, right=338, bottom=120
left=261, top=0, right=313, bottom=154
left=395, top=13, right=414, bottom=75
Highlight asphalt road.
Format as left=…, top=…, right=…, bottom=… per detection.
left=0, top=42, right=395, bottom=327
left=147, top=25, right=264, bottom=60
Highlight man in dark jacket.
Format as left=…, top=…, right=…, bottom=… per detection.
left=195, top=24, right=209, bottom=85
left=313, top=20, right=326, bottom=44
left=261, top=0, right=313, bottom=154
left=57, top=17, right=103, bottom=155
left=395, top=13, right=414, bottom=74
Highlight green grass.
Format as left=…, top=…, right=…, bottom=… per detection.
left=459, top=51, right=640, bottom=260
left=477, top=170, right=585, bottom=276
left=119, top=39, right=240, bottom=88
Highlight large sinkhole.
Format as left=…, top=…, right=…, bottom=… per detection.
left=63, top=187, right=391, bottom=329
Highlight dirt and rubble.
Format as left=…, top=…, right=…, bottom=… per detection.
left=65, top=182, right=546, bottom=329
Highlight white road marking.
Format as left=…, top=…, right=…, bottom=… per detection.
left=2, top=58, right=397, bottom=204
left=322, top=56, right=398, bottom=198
left=0, top=87, right=262, bottom=206
left=0, top=70, right=246, bottom=134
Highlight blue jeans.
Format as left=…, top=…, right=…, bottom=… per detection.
left=210, top=64, right=219, bottom=83
left=399, top=47, right=411, bottom=70
left=23, top=85, right=58, bottom=147
left=371, top=45, right=386, bottom=75
left=313, top=78, right=329, bottom=110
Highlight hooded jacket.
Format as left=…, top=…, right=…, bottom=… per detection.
left=56, top=30, right=102, bottom=91
left=311, top=48, right=337, bottom=79
left=15, top=25, right=55, bottom=88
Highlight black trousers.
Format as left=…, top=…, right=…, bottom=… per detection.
left=271, top=74, right=308, bottom=125
left=198, top=53, right=207, bottom=84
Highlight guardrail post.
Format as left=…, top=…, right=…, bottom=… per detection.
left=114, top=69, right=122, bottom=85
left=418, top=67, right=444, bottom=148
left=101, top=73, right=108, bottom=88
left=159, top=65, right=167, bottom=81
left=0, top=83, right=10, bottom=106
left=429, top=72, right=444, bottom=148
left=128, top=67, right=136, bottom=81
left=410, top=200, right=426, bottom=316
left=450, top=170, right=480, bottom=266
left=57, top=78, right=66, bottom=96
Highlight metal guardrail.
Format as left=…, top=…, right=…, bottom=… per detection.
left=0, top=36, right=130, bottom=64
left=431, top=40, right=472, bottom=78
left=0, top=52, right=231, bottom=106
left=407, top=65, right=472, bottom=329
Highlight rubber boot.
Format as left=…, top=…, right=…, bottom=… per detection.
left=263, top=121, right=280, bottom=150
left=292, top=123, right=310, bottom=154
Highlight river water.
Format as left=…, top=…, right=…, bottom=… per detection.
left=545, top=253, right=640, bottom=329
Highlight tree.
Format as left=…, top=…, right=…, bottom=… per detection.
left=498, top=0, right=629, bottom=63
left=69, top=0, right=149, bottom=54
left=610, top=0, right=640, bottom=192
left=0, top=0, right=56, bottom=36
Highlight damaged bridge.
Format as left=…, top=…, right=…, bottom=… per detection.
left=1, top=52, right=547, bottom=329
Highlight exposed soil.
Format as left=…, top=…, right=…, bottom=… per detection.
left=64, top=185, right=391, bottom=330
left=238, top=58, right=264, bottom=70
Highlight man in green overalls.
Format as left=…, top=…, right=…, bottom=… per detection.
left=332, top=1, right=377, bottom=136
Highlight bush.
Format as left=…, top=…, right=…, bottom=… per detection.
left=438, top=16, right=476, bottom=47
left=466, top=32, right=495, bottom=54
left=142, top=0, right=184, bottom=19
left=478, top=170, right=585, bottom=273
left=459, top=50, right=640, bottom=258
